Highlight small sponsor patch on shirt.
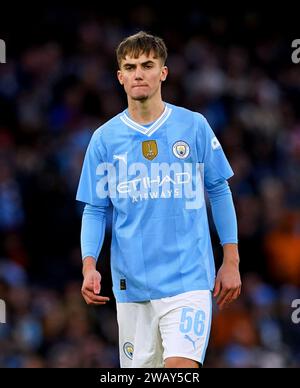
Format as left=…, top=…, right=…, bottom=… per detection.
left=211, top=136, right=221, bottom=150
left=120, top=279, right=127, bottom=290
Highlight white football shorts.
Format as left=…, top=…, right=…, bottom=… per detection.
left=117, top=290, right=212, bottom=368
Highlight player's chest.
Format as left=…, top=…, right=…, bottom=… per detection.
left=107, top=128, right=197, bottom=166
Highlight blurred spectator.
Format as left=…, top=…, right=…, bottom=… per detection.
left=264, top=211, right=300, bottom=286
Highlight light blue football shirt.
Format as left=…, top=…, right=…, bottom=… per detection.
left=76, top=103, right=234, bottom=302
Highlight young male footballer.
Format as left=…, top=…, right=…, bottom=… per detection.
left=77, top=31, right=241, bottom=368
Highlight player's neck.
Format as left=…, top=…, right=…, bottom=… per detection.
left=127, top=98, right=165, bottom=125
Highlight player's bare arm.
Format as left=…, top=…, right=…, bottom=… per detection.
left=213, top=243, right=241, bottom=310
left=81, top=257, right=110, bottom=305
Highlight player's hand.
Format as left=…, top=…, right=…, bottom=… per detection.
left=81, top=269, right=110, bottom=305
left=213, top=262, right=241, bottom=310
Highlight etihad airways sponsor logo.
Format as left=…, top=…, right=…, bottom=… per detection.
left=95, top=162, right=204, bottom=209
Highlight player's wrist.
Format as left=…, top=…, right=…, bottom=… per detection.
left=82, top=256, right=97, bottom=277
left=222, top=256, right=240, bottom=267
left=222, top=244, right=240, bottom=266
left=222, top=252, right=240, bottom=266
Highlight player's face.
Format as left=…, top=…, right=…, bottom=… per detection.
left=117, top=51, right=168, bottom=101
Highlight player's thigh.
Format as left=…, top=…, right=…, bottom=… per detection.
left=117, top=301, right=163, bottom=368
left=158, top=290, right=212, bottom=366
left=116, top=302, right=140, bottom=367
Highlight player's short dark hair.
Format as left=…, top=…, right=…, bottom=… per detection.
left=116, top=31, right=168, bottom=68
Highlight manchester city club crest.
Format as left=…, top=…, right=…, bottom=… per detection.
left=172, top=141, right=190, bottom=159
left=123, top=342, right=134, bottom=360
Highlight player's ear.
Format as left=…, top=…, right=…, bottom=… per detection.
left=161, top=66, right=168, bottom=82
left=117, top=70, right=124, bottom=85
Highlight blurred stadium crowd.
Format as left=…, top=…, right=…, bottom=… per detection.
left=0, top=5, right=299, bottom=367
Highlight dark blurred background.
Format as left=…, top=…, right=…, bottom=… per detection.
left=0, top=3, right=299, bottom=368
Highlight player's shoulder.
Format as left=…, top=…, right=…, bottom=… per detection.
left=167, top=103, right=207, bottom=125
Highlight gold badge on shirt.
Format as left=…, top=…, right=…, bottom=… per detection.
left=142, top=140, right=158, bottom=160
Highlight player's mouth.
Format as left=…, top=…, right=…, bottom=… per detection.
left=132, top=84, right=148, bottom=88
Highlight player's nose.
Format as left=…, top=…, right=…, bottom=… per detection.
left=134, top=66, right=143, bottom=79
